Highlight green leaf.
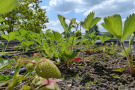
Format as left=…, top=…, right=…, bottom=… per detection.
left=83, top=12, right=101, bottom=30
left=0, top=58, right=4, bottom=65
left=119, top=48, right=130, bottom=56
left=0, top=59, right=14, bottom=71
left=84, top=12, right=94, bottom=29
left=0, top=0, right=18, bottom=14
left=102, top=14, right=122, bottom=41
left=1, top=34, right=8, bottom=40
left=99, top=36, right=110, bottom=43
left=0, top=17, right=5, bottom=22
left=1, top=32, right=16, bottom=41
left=122, top=14, right=135, bottom=42
left=52, top=31, right=62, bottom=42
left=8, top=32, right=16, bottom=41
left=46, top=32, right=55, bottom=39
left=22, top=41, right=35, bottom=46
left=112, top=67, right=125, bottom=73
left=62, top=51, right=78, bottom=61
left=83, top=38, right=90, bottom=45
left=88, top=31, right=95, bottom=38
left=58, top=15, right=68, bottom=33
left=22, top=85, right=32, bottom=90
left=90, top=17, right=101, bottom=28
left=18, top=29, right=28, bottom=36
left=0, top=25, right=9, bottom=30
left=0, top=75, right=12, bottom=83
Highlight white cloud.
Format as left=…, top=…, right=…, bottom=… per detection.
left=75, top=9, right=87, bottom=13
left=43, top=20, right=63, bottom=33
left=49, top=0, right=105, bottom=13
left=48, top=0, right=135, bottom=16
left=41, top=6, right=48, bottom=9
left=84, top=0, right=135, bottom=17
left=41, top=5, right=50, bottom=11
left=46, top=0, right=135, bottom=33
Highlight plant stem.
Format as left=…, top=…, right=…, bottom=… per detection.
left=121, top=42, right=131, bottom=68
left=6, top=59, right=22, bottom=90
left=131, top=48, right=133, bottom=68
left=4, top=41, right=9, bottom=53
left=6, top=65, right=20, bottom=90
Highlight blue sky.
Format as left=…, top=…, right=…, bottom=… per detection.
left=39, top=0, right=135, bottom=33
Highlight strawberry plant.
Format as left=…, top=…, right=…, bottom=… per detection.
left=0, top=1, right=18, bottom=84
left=102, top=13, right=135, bottom=76
left=83, top=31, right=99, bottom=52
left=3, top=55, right=61, bottom=90
left=58, top=15, right=80, bottom=67
left=81, top=12, right=101, bottom=33
left=1, top=32, right=16, bottom=52
left=15, top=29, right=38, bottom=52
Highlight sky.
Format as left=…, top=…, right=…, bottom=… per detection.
left=39, top=0, right=135, bottom=33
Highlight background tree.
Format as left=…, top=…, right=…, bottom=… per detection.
left=0, top=0, right=48, bottom=33
left=102, top=32, right=114, bottom=38
left=89, top=24, right=100, bottom=35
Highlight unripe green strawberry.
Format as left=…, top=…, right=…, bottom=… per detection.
left=75, top=31, right=81, bottom=37
left=35, top=59, right=61, bottom=79
left=26, top=63, right=34, bottom=72
left=85, top=29, right=89, bottom=33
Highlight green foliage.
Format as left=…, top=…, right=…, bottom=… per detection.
left=0, top=0, right=18, bottom=34
left=0, top=0, right=18, bottom=14
left=88, top=24, right=100, bottom=34
left=46, top=31, right=62, bottom=42
left=0, top=75, right=12, bottom=83
left=22, top=85, right=32, bottom=90
left=102, top=32, right=114, bottom=38
left=119, top=48, right=130, bottom=56
left=1, top=31, right=26, bottom=52
left=0, top=58, right=14, bottom=71
left=83, top=31, right=99, bottom=50
left=0, top=0, right=48, bottom=33
left=58, top=15, right=68, bottom=33
left=81, top=12, right=101, bottom=30
left=62, top=51, right=78, bottom=62
left=0, top=41, right=4, bottom=51
left=0, top=17, right=5, bottom=22
left=58, top=15, right=76, bottom=37
left=0, top=24, right=9, bottom=30
left=102, top=14, right=135, bottom=42
left=123, top=14, right=135, bottom=42
left=112, top=67, right=125, bottom=73
left=102, top=13, right=135, bottom=75
left=102, top=14, right=122, bottom=41
left=1, top=32, right=16, bottom=42
left=99, top=35, right=110, bottom=43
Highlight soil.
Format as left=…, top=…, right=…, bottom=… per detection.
left=57, top=46, right=135, bottom=90
left=1, top=45, right=135, bottom=90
